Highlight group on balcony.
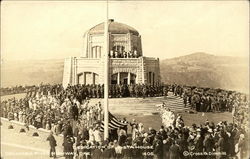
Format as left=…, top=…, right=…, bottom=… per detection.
left=109, top=50, right=140, bottom=58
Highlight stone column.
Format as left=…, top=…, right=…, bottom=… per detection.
left=153, top=73, right=155, bottom=85
left=74, top=58, right=77, bottom=85
left=120, top=45, right=122, bottom=53
left=117, top=72, right=120, bottom=84
left=91, top=45, right=93, bottom=58
left=128, top=72, right=131, bottom=85
left=92, top=72, right=95, bottom=85
left=69, top=57, right=73, bottom=84
left=90, top=47, right=92, bottom=58
left=96, top=47, right=98, bottom=58
left=151, top=72, right=154, bottom=85
left=97, top=46, right=100, bottom=58
left=83, top=72, right=86, bottom=85
left=128, top=33, right=131, bottom=52
left=100, top=47, right=103, bottom=58
left=149, top=72, right=151, bottom=85
left=95, top=47, right=98, bottom=58
left=141, top=57, right=145, bottom=84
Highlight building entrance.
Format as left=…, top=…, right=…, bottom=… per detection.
left=123, top=78, right=128, bottom=84
left=111, top=72, right=136, bottom=85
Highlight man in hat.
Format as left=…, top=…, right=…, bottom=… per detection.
left=148, top=127, right=157, bottom=145
left=162, top=136, right=172, bottom=159
left=46, top=131, right=57, bottom=158
left=153, top=134, right=163, bottom=159
left=169, top=140, right=181, bottom=159
left=203, top=130, right=215, bottom=158
left=215, top=132, right=226, bottom=159
left=237, top=134, right=247, bottom=159
left=76, top=140, right=86, bottom=159
left=63, top=135, right=75, bottom=159
left=194, top=128, right=203, bottom=153
left=63, top=121, right=73, bottom=140
left=102, top=142, right=116, bottom=159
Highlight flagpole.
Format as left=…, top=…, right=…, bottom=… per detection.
left=103, top=0, right=109, bottom=140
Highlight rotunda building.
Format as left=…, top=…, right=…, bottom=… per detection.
left=63, top=19, right=160, bottom=87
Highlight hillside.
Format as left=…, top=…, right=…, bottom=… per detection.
left=1, top=59, right=64, bottom=87
left=1, top=53, right=249, bottom=93
left=160, top=52, right=249, bottom=92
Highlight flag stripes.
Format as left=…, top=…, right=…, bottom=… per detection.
left=99, top=112, right=127, bottom=132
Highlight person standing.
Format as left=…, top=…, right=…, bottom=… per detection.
left=203, top=131, right=215, bottom=159
left=163, top=136, right=173, bottom=159
left=236, top=134, right=247, bottom=159
left=63, top=121, right=73, bottom=139
left=46, top=131, right=57, bottom=158
left=153, top=135, right=163, bottom=159
left=72, top=103, right=79, bottom=121
left=130, top=119, right=138, bottom=134
left=88, top=126, right=95, bottom=144
left=118, top=128, right=127, bottom=146
left=183, top=93, right=188, bottom=107
left=63, top=135, right=75, bottom=159
left=169, top=140, right=181, bottom=159
left=215, top=132, right=226, bottom=159
left=93, top=127, right=102, bottom=144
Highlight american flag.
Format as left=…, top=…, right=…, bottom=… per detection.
left=99, top=112, right=127, bottom=132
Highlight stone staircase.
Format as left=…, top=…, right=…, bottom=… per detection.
left=89, top=92, right=191, bottom=115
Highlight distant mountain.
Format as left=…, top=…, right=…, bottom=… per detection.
left=160, top=52, right=249, bottom=93
left=1, top=59, right=64, bottom=87
left=1, top=53, right=249, bottom=93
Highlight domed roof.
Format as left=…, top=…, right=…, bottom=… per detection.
left=88, top=19, right=139, bottom=36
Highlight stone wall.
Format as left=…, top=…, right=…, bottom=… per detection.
left=62, top=56, right=160, bottom=87
left=1, top=117, right=63, bottom=141
left=110, top=58, right=143, bottom=84
left=144, top=57, right=161, bottom=85
left=84, top=32, right=142, bottom=59
left=62, top=57, right=73, bottom=88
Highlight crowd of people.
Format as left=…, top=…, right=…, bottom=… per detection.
left=158, top=103, right=248, bottom=159
left=1, top=90, right=105, bottom=134
left=157, top=103, right=177, bottom=128
left=1, top=83, right=169, bottom=101
left=0, top=85, right=32, bottom=96
left=1, top=83, right=249, bottom=159
left=169, top=84, right=248, bottom=113
left=109, top=50, right=140, bottom=58
left=171, top=84, right=249, bottom=137
left=57, top=104, right=249, bottom=159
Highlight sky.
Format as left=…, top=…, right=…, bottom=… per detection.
left=1, top=1, right=249, bottom=61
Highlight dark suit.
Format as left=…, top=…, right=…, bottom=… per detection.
left=153, top=140, right=163, bottom=159
left=63, top=137, right=75, bottom=159
left=102, top=148, right=116, bottom=159
left=122, top=147, right=133, bottom=159
left=91, top=148, right=102, bottom=159
left=163, top=142, right=171, bottom=159
left=169, top=144, right=180, bottom=159
left=46, top=134, right=57, bottom=157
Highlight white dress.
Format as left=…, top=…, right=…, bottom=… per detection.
left=89, top=129, right=95, bottom=142
left=93, top=130, right=101, bottom=142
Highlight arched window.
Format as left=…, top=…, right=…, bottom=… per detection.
left=111, top=45, right=125, bottom=58
left=111, top=72, right=137, bottom=85
left=133, top=46, right=137, bottom=51
left=112, top=45, right=125, bottom=52
left=91, top=46, right=102, bottom=58
left=78, top=72, right=99, bottom=85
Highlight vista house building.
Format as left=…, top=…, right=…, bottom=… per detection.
left=62, top=19, right=160, bottom=88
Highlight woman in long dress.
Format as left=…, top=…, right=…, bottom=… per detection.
left=88, top=127, right=95, bottom=144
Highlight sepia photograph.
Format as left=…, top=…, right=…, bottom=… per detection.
left=1, top=1, right=249, bottom=159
